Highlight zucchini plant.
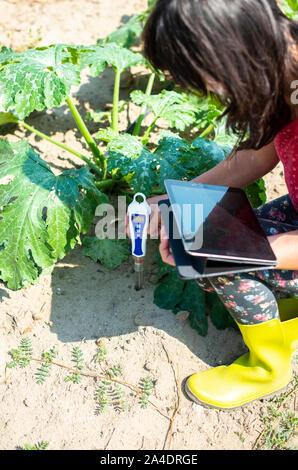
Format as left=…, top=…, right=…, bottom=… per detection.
left=0, top=2, right=267, bottom=335
left=281, top=0, right=298, bottom=19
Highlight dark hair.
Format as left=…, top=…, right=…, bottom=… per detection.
left=143, top=0, right=298, bottom=150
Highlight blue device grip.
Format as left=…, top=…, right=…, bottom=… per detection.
left=133, top=238, right=143, bottom=256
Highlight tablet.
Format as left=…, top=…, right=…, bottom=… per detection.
left=164, top=179, right=276, bottom=263
left=158, top=199, right=277, bottom=279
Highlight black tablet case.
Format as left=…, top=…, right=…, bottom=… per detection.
left=158, top=199, right=276, bottom=280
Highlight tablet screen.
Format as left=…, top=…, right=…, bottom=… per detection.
left=164, top=180, right=276, bottom=262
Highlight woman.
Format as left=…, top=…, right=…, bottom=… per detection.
left=143, top=0, right=298, bottom=409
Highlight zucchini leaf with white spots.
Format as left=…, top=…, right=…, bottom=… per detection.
left=106, top=133, right=158, bottom=196
left=131, top=90, right=198, bottom=132
left=0, top=138, right=106, bottom=290
left=0, top=45, right=82, bottom=119
left=79, top=43, right=145, bottom=76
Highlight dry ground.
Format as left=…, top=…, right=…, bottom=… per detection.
left=0, top=0, right=296, bottom=451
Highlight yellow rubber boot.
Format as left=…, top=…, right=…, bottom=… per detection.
left=278, top=297, right=298, bottom=351
left=277, top=297, right=298, bottom=322
left=185, top=316, right=298, bottom=410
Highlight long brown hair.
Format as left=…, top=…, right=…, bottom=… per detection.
left=143, top=0, right=298, bottom=150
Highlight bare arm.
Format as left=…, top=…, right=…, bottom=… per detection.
left=156, top=141, right=281, bottom=266
left=192, top=141, right=298, bottom=269
left=191, top=140, right=279, bottom=188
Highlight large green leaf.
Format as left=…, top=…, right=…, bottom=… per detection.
left=244, top=179, right=267, bottom=209
left=104, top=133, right=157, bottom=195
left=281, top=0, right=298, bottom=18
left=0, top=45, right=82, bottom=120
left=79, top=43, right=145, bottom=75
left=131, top=90, right=198, bottom=131
left=108, top=147, right=157, bottom=196
left=154, top=270, right=185, bottom=312
left=0, top=138, right=104, bottom=290
left=98, top=15, right=143, bottom=49
left=153, top=136, right=193, bottom=191
left=212, top=118, right=239, bottom=148
left=184, top=92, right=224, bottom=132
left=154, top=256, right=208, bottom=335
left=179, top=281, right=208, bottom=336
left=206, top=292, right=237, bottom=331
left=106, top=133, right=144, bottom=157
left=154, top=135, right=228, bottom=187
left=191, top=137, right=229, bottom=164
left=82, top=237, right=130, bottom=270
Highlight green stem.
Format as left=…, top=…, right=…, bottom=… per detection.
left=65, top=96, right=107, bottom=175
left=20, top=121, right=103, bottom=178
left=150, top=189, right=165, bottom=195
left=119, top=187, right=164, bottom=197
left=132, top=72, right=156, bottom=137
left=141, top=116, right=158, bottom=144
left=198, top=122, right=215, bottom=139
left=112, top=68, right=121, bottom=134
left=94, top=179, right=117, bottom=190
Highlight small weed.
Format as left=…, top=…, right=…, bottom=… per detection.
left=253, top=376, right=298, bottom=450
left=65, top=346, right=84, bottom=384
left=96, top=381, right=112, bottom=415
left=96, top=345, right=107, bottom=362
left=108, top=364, right=122, bottom=379
left=8, top=338, right=155, bottom=415
left=9, top=336, right=180, bottom=450
left=36, top=348, right=57, bottom=385
left=113, top=384, right=128, bottom=412
left=139, top=376, right=154, bottom=409
left=234, top=431, right=245, bottom=444
left=24, top=441, right=49, bottom=450
left=8, top=337, right=33, bottom=368
left=259, top=410, right=298, bottom=450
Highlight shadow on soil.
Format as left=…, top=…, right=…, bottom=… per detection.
left=48, top=239, right=245, bottom=368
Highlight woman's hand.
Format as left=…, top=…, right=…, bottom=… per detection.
left=145, top=193, right=169, bottom=237
left=268, top=230, right=298, bottom=270
left=125, top=193, right=168, bottom=237
left=159, top=225, right=176, bottom=266
left=125, top=193, right=176, bottom=266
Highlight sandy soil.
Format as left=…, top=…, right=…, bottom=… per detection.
left=0, top=0, right=297, bottom=451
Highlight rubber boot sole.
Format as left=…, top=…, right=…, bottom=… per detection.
left=183, top=376, right=289, bottom=411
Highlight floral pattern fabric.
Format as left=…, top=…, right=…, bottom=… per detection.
left=196, top=195, right=298, bottom=325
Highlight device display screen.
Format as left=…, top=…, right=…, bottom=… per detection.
left=165, top=180, right=276, bottom=261
left=133, top=215, right=145, bottom=224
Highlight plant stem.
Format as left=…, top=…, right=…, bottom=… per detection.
left=132, top=72, right=156, bottom=137
left=120, top=188, right=164, bottom=197
left=142, top=116, right=158, bottom=144
left=150, top=189, right=166, bottom=195
left=112, top=68, right=121, bottom=134
left=26, top=356, right=169, bottom=419
left=65, top=96, right=107, bottom=175
left=94, top=179, right=117, bottom=190
left=198, top=122, right=215, bottom=139
left=20, top=121, right=103, bottom=178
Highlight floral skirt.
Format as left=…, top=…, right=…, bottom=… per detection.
left=196, top=195, right=298, bottom=325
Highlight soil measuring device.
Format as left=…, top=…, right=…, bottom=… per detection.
left=128, top=193, right=151, bottom=290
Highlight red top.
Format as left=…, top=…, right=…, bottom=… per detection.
left=274, top=117, right=298, bottom=212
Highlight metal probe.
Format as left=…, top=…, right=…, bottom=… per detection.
left=128, top=193, right=151, bottom=290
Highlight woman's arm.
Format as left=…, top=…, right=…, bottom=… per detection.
left=191, top=141, right=279, bottom=188
left=268, top=231, right=298, bottom=270
left=157, top=141, right=280, bottom=265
